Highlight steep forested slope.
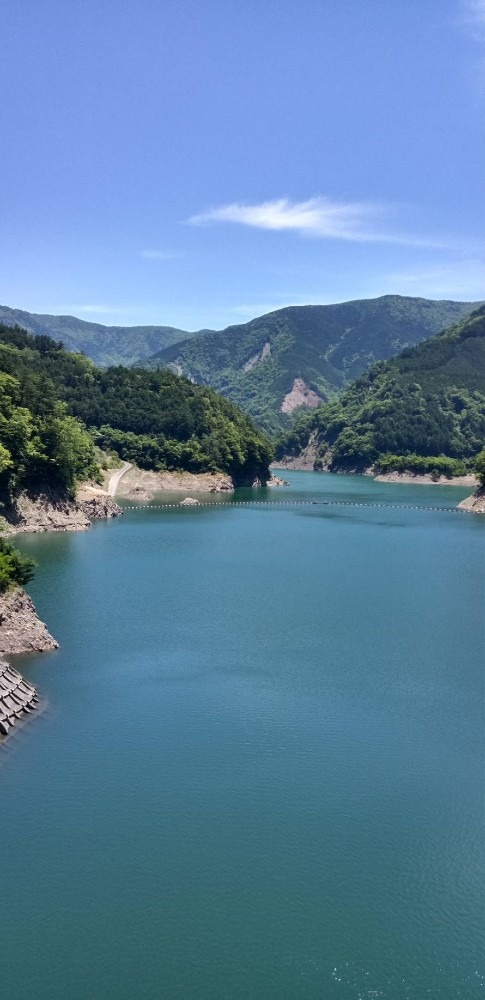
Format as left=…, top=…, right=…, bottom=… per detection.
left=0, top=298, right=478, bottom=420
left=0, top=305, right=193, bottom=367
left=0, top=325, right=272, bottom=496
left=144, top=296, right=479, bottom=432
left=276, top=306, right=485, bottom=475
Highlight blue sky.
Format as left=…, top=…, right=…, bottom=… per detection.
left=1, top=0, right=483, bottom=330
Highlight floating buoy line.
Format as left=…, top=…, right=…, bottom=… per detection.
left=122, top=499, right=464, bottom=514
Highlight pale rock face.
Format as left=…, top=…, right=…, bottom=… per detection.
left=272, top=430, right=320, bottom=471
left=8, top=492, right=90, bottom=533
left=118, top=469, right=234, bottom=494
left=266, top=475, right=289, bottom=487
left=0, top=588, right=58, bottom=655
left=457, top=485, right=485, bottom=514
left=4, top=490, right=122, bottom=534
left=179, top=497, right=200, bottom=506
left=280, top=378, right=323, bottom=414
left=125, top=487, right=154, bottom=502
left=77, top=495, right=123, bottom=520
left=242, top=341, right=271, bottom=372
left=168, top=359, right=184, bottom=376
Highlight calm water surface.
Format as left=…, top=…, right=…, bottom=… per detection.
left=3, top=472, right=484, bottom=999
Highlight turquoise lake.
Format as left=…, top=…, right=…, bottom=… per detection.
left=2, top=471, right=484, bottom=999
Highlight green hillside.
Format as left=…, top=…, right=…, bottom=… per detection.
left=275, top=306, right=485, bottom=475
left=0, top=305, right=193, bottom=367
left=0, top=324, right=272, bottom=499
left=144, top=296, right=480, bottom=433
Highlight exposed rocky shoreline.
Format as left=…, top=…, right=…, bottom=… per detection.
left=272, top=432, right=318, bottom=472
left=372, top=470, right=478, bottom=486
left=78, top=491, right=123, bottom=520
left=457, top=485, right=485, bottom=514
left=117, top=467, right=288, bottom=496
left=0, top=588, right=58, bottom=656
left=266, top=475, right=289, bottom=487
left=2, top=488, right=123, bottom=535
left=118, top=468, right=234, bottom=495
left=273, top=459, right=478, bottom=488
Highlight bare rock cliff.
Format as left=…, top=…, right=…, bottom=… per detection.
left=0, top=587, right=58, bottom=654
left=0, top=588, right=58, bottom=655
left=77, top=494, right=123, bottom=520
left=457, top=485, right=485, bottom=514
left=4, top=490, right=122, bottom=534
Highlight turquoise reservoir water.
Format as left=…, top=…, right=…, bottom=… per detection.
left=3, top=472, right=484, bottom=999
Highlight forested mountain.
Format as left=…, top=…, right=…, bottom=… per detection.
left=0, top=298, right=478, bottom=427
left=143, top=296, right=480, bottom=433
left=0, top=324, right=272, bottom=499
left=275, top=306, right=485, bottom=476
left=0, top=305, right=193, bottom=367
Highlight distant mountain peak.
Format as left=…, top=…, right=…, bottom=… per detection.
left=0, top=305, right=192, bottom=367
left=142, top=296, right=481, bottom=433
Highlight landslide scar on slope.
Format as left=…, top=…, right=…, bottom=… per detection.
left=242, top=341, right=271, bottom=372
left=280, top=378, right=322, bottom=414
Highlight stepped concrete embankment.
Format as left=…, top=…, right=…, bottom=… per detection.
left=0, top=589, right=57, bottom=743
left=0, top=660, right=40, bottom=740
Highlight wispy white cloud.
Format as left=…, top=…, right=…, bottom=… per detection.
left=140, top=249, right=181, bottom=260
left=188, top=196, right=449, bottom=248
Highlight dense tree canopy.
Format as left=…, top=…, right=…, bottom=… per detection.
left=475, top=450, right=485, bottom=487
left=0, top=323, right=273, bottom=498
left=276, top=307, right=485, bottom=474
left=145, top=296, right=479, bottom=433
left=0, top=537, right=36, bottom=593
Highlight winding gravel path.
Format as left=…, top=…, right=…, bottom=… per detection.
left=108, top=462, right=132, bottom=497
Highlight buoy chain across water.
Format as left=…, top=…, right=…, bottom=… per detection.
left=122, top=499, right=460, bottom=514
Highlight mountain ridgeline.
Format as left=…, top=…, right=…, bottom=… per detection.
left=0, top=324, right=272, bottom=501
left=0, top=305, right=194, bottom=367
left=143, top=296, right=479, bottom=433
left=0, top=298, right=479, bottom=435
left=275, top=306, right=485, bottom=476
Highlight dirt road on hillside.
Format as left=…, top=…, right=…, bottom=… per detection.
left=108, top=462, right=132, bottom=497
